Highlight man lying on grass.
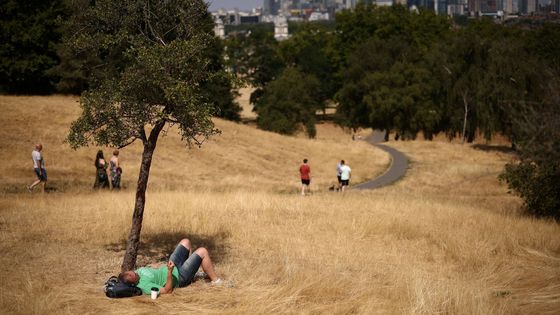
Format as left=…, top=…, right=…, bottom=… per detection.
left=119, top=238, right=224, bottom=295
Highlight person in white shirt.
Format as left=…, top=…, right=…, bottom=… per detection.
left=336, top=160, right=343, bottom=191
left=339, top=160, right=351, bottom=192
left=27, top=143, right=47, bottom=193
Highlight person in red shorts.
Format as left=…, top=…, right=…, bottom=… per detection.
left=299, top=158, right=311, bottom=196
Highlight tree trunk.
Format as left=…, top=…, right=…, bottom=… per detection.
left=384, top=129, right=389, bottom=142
left=461, top=92, right=469, bottom=145
left=121, top=121, right=165, bottom=272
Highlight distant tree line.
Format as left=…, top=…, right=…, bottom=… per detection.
left=0, top=0, right=241, bottom=121
left=224, top=4, right=559, bottom=220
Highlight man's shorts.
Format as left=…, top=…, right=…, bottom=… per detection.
left=34, top=168, right=47, bottom=181
left=169, top=244, right=203, bottom=287
left=301, top=179, right=310, bottom=185
left=337, top=176, right=342, bottom=183
left=341, top=179, right=349, bottom=186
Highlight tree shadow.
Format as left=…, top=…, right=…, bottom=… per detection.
left=105, top=229, right=231, bottom=267
left=471, top=144, right=515, bottom=154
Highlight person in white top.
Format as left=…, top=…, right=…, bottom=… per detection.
left=336, top=160, right=343, bottom=191
left=27, top=143, right=47, bottom=193
left=339, top=160, right=351, bottom=192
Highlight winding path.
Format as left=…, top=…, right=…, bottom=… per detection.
left=353, top=131, right=409, bottom=190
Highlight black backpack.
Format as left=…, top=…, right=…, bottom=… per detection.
left=104, top=276, right=142, bottom=298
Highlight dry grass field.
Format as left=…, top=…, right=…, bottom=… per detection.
left=1, top=96, right=559, bottom=315
left=0, top=95, right=386, bottom=194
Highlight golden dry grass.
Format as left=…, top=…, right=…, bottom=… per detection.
left=1, top=96, right=559, bottom=315
left=0, top=95, right=387, bottom=193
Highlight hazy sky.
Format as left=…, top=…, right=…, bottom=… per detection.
left=207, top=0, right=262, bottom=11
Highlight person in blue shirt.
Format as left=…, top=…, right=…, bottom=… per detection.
left=118, top=238, right=224, bottom=295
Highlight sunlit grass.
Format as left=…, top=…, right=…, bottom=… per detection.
left=0, top=95, right=559, bottom=314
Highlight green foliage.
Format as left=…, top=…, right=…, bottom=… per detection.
left=66, top=0, right=225, bottom=149
left=279, top=23, right=337, bottom=108
left=334, top=6, right=450, bottom=136
left=255, top=67, right=321, bottom=138
left=500, top=77, right=560, bottom=220
left=501, top=163, right=560, bottom=220
left=363, top=62, right=440, bottom=139
left=0, top=0, right=67, bottom=94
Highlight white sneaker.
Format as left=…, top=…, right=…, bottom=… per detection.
left=211, top=278, right=234, bottom=288
left=211, top=278, right=224, bottom=286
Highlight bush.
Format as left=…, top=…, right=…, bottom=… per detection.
left=501, top=162, right=560, bottom=220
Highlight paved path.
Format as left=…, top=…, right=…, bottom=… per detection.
left=353, top=131, right=409, bottom=190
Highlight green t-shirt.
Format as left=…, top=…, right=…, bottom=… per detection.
left=135, top=266, right=180, bottom=295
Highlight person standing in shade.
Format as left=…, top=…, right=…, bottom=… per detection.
left=299, top=158, right=311, bottom=196
left=339, top=160, right=351, bottom=192
left=109, top=149, right=121, bottom=189
left=27, top=143, right=47, bottom=193
left=336, top=160, right=343, bottom=191
left=94, top=150, right=110, bottom=189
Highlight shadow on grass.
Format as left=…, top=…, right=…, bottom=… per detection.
left=105, top=230, right=231, bottom=266
left=472, top=144, right=515, bottom=154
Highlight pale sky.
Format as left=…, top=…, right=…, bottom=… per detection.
left=207, top=0, right=262, bottom=11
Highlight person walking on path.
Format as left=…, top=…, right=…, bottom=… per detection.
left=299, top=158, right=311, bottom=196
left=94, top=150, right=110, bottom=189
left=336, top=160, right=343, bottom=191
left=340, top=160, right=351, bottom=192
left=109, top=149, right=121, bottom=189
left=27, top=144, right=47, bottom=193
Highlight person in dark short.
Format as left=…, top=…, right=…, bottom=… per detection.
left=336, top=160, right=343, bottom=191
left=118, top=238, right=225, bottom=295
left=339, top=160, right=352, bottom=192
left=27, top=143, right=47, bottom=193
left=299, top=158, right=311, bottom=196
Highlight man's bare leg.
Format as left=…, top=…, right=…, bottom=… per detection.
left=28, top=179, right=41, bottom=191
left=40, top=181, right=46, bottom=193
left=194, top=247, right=218, bottom=281
left=178, top=238, right=193, bottom=256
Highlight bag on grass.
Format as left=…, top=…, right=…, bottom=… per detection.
left=104, top=276, right=142, bottom=298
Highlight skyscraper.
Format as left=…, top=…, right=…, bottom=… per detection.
left=264, top=0, right=279, bottom=15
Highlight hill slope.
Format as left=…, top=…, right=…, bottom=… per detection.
left=0, top=95, right=388, bottom=193
left=1, top=96, right=558, bottom=315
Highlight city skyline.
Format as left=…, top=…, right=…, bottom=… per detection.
left=208, top=0, right=262, bottom=11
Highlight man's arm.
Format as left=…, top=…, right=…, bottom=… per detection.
left=159, top=261, right=175, bottom=294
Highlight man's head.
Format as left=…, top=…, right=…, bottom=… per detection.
left=303, top=158, right=308, bottom=164
left=113, top=149, right=119, bottom=156
left=118, top=271, right=139, bottom=285
left=341, top=160, right=345, bottom=165
left=35, top=144, right=42, bottom=151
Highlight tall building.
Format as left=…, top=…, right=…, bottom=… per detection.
left=468, top=0, right=481, bottom=13
left=263, top=0, right=279, bottom=15
left=213, top=17, right=225, bottom=39
left=481, top=0, right=498, bottom=12
left=519, top=0, right=536, bottom=13
left=274, top=14, right=289, bottom=41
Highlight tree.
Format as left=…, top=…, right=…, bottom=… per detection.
left=255, top=67, right=321, bottom=138
left=278, top=23, right=337, bottom=112
left=500, top=79, right=560, bottom=220
left=363, top=61, right=440, bottom=140
left=65, top=0, right=227, bottom=271
left=0, top=0, right=67, bottom=94
left=333, top=5, right=450, bottom=139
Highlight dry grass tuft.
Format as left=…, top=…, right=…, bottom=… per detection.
left=0, top=96, right=559, bottom=314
